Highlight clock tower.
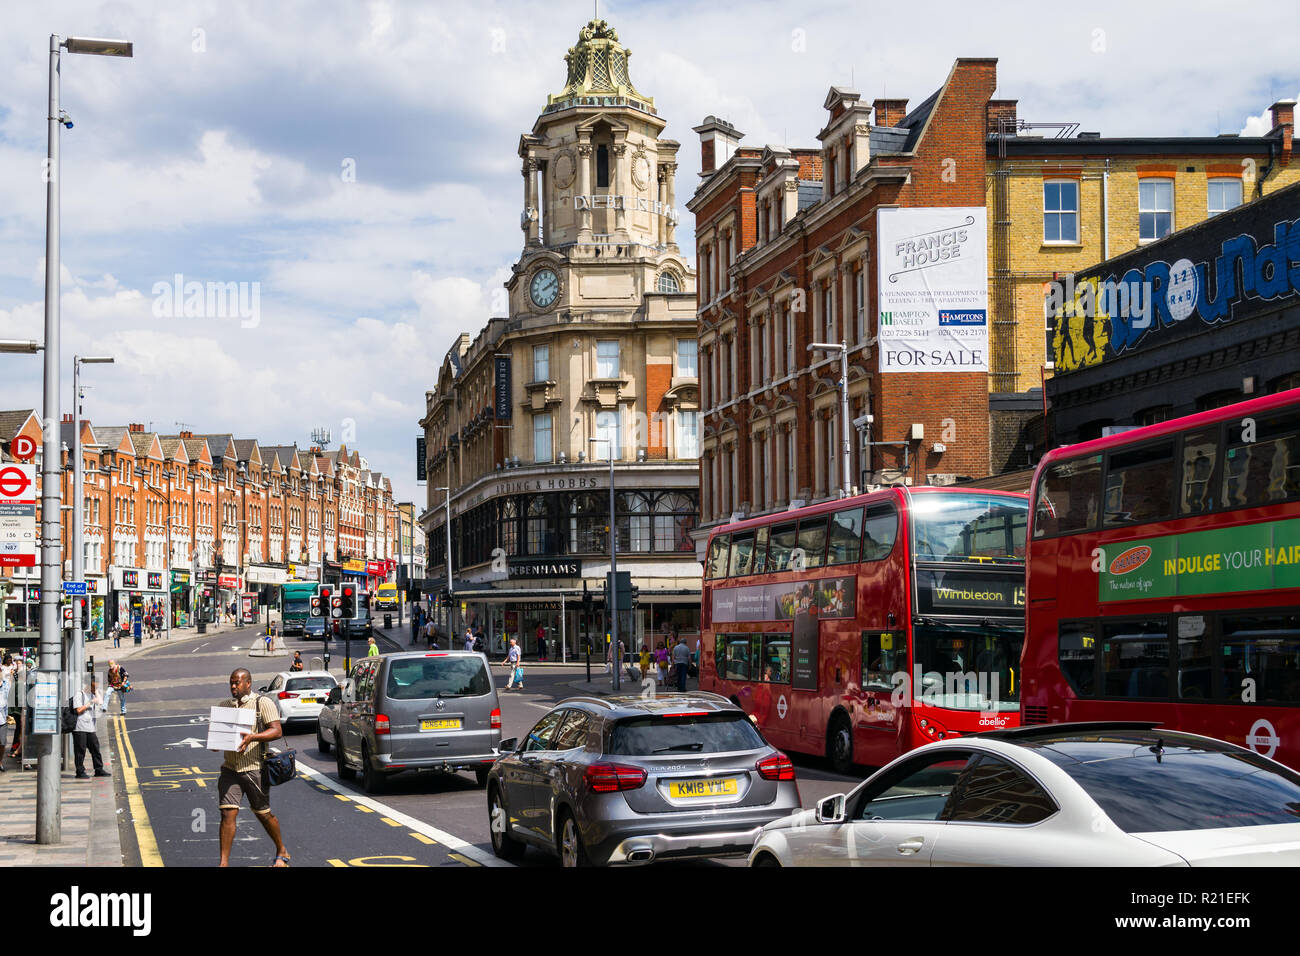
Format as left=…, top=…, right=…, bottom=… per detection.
left=509, top=17, right=691, bottom=317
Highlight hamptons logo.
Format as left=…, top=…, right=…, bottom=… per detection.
left=152, top=273, right=261, bottom=328
left=938, top=309, right=987, bottom=327
left=49, top=886, right=151, bottom=936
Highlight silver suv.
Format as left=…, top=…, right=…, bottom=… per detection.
left=486, top=692, right=801, bottom=866
left=335, top=650, right=501, bottom=793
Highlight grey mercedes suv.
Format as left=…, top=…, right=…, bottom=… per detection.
left=486, top=692, right=801, bottom=866
left=335, top=650, right=501, bottom=793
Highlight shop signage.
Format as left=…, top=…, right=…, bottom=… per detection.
left=366, top=560, right=387, bottom=576
left=122, top=570, right=139, bottom=589
left=218, top=574, right=240, bottom=589
left=147, top=572, right=164, bottom=590
left=246, top=566, right=287, bottom=585
left=1098, top=518, right=1300, bottom=602
left=507, top=559, right=582, bottom=579
left=711, top=574, right=856, bottom=623
left=343, top=559, right=366, bottom=573
left=172, top=570, right=191, bottom=584
left=494, top=474, right=603, bottom=497
left=416, top=436, right=427, bottom=481
left=494, top=355, right=512, bottom=420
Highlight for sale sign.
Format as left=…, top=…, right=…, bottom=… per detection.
left=0, top=463, right=36, bottom=568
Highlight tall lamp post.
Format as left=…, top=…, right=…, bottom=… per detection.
left=808, top=341, right=852, bottom=498
left=434, top=487, right=453, bottom=639
left=588, top=437, right=619, bottom=691
left=37, top=34, right=132, bottom=846
left=71, top=354, right=113, bottom=679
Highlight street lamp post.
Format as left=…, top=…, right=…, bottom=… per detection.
left=808, top=341, right=852, bottom=498
left=37, top=32, right=132, bottom=847
left=588, top=438, right=619, bottom=691
left=434, top=487, right=453, bottom=640
left=71, top=355, right=113, bottom=680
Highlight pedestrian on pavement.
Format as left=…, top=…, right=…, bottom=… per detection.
left=503, top=638, right=523, bottom=690
left=7, top=656, right=25, bottom=757
left=367, top=636, right=379, bottom=657
left=72, top=678, right=110, bottom=779
left=0, top=655, right=13, bottom=769
left=106, top=660, right=129, bottom=715
left=463, top=626, right=475, bottom=652
left=424, top=618, right=438, bottom=649
left=114, top=619, right=125, bottom=647
left=672, top=635, right=691, bottom=692
left=536, top=623, right=547, bottom=661
left=411, top=606, right=422, bottom=645
left=290, top=651, right=304, bottom=673
left=217, top=668, right=290, bottom=867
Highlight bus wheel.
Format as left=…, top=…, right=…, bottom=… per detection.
left=827, top=715, right=853, bottom=774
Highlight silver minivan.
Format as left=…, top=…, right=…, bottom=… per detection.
left=335, top=650, right=501, bottom=793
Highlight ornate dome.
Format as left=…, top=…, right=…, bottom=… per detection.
left=545, top=19, right=656, bottom=115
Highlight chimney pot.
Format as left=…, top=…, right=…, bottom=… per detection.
left=1271, top=99, right=1295, bottom=165
left=873, top=98, right=910, bottom=128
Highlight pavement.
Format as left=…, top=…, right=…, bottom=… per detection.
left=0, top=618, right=265, bottom=867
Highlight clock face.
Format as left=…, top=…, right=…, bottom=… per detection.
left=530, top=269, right=559, bottom=309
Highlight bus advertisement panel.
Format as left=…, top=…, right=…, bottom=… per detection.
left=1023, top=387, right=1300, bottom=769
left=701, top=487, right=1027, bottom=773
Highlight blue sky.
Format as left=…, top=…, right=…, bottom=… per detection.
left=0, top=0, right=1295, bottom=506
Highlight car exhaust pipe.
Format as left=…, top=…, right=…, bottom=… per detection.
left=626, top=848, right=654, bottom=863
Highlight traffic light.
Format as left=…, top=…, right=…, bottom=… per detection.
left=309, top=595, right=322, bottom=617
left=62, top=604, right=73, bottom=629
left=340, top=584, right=355, bottom=618
left=630, top=585, right=639, bottom=610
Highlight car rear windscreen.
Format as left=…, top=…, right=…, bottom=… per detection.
left=1038, top=742, right=1300, bottom=832
left=286, top=677, right=336, bottom=692
left=386, top=657, right=490, bottom=699
left=609, top=714, right=765, bottom=756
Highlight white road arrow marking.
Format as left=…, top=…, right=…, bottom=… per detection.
left=165, top=737, right=206, bottom=749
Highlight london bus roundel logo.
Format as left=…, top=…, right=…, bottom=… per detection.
left=0, top=466, right=34, bottom=499
left=1108, top=546, right=1152, bottom=575
left=1247, top=719, right=1279, bottom=759
left=777, top=695, right=788, bottom=720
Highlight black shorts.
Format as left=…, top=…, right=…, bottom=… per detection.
left=218, top=767, right=271, bottom=814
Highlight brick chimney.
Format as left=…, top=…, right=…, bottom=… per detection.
left=986, top=99, right=1019, bottom=136
left=62, top=413, right=72, bottom=423
left=693, top=115, right=743, bottom=174
left=1271, top=99, right=1295, bottom=165
left=179, top=430, right=193, bottom=439
left=873, top=98, right=909, bottom=128
left=129, top=423, right=143, bottom=433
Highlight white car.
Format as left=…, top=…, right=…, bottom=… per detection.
left=259, top=671, right=338, bottom=729
left=749, top=722, right=1300, bottom=867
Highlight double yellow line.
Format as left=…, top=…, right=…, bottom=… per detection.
left=111, top=715, right=163, bottom=867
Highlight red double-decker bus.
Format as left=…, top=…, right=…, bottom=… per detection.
left=1022, top=388, right=1300, bottom=768
left=700, top=487, right=1027, bottom=773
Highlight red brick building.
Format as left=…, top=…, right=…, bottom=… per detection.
left=688, top=60, right=998, bottom=552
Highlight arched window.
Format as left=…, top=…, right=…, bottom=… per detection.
left=596, top=145, right=610, bottom=188
left=499, top=498, right=518, bottom=556
left=656, top=271, right=680, bottom=294
left=653, top=491, right=698, bottom=552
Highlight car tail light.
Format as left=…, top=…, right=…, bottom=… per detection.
left=277, top=691, right=299, bottom=700
left=375, top=713, right=391, bottom=735
left=425, top=652, right=447, bottom=657
left=490, top=708, right=501, bottom=730
left=584, top=762, right=647, bottom=793
left=661, top=711, right=708, bottom=718
left=756, top=752, right=796, bottom=781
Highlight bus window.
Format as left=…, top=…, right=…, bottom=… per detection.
left=730, top=531, right=755, bottom=577
left=1101, top=619, right=1170, bottom=699
left=1034, top=455, right=1101, bottom=537
left=1179, top=429, right=1219, bottom=515
left=1103, top=441, right=1175, bottom=526
left=1058, top=622, right=1097, bottom=698
left=1220, top=614, right=1300, bottom=704
left=706, top=534, right=730, bottom=579
left=862, top=631, right=905, bottom=692
left=796, top=516, right=828, bottom=569
left=1175, top=615, right=1212, bottom=700
left=762, top=634, right=791, bottom=684
left=912, top=493, right=1027, bottom=562
left=751, top=526, right=770, bottom=575
left=827, top=508, right=864, bottom=565
left=767, top=522, right=797, bottom=571
left=722, top=634, right=754, bottom=681
left=1222, top=410, right=1300, bottom=509
left=860, top=505, right=898, bottom=561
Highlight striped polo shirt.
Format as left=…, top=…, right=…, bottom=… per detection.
left=220, top=693, right=281, bottom=773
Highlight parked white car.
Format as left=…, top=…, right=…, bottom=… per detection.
left=749, top=722, right=1300, bottom=867
left=259, top=671, right=338, bottom=730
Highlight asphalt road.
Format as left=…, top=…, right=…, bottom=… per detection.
left=105, top=625, right=870, bottom=868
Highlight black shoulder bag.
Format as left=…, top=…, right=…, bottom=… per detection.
left=255, top=695, right=297, bottom=787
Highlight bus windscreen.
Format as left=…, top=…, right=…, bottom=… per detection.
left=911, top=493, right=1027, bottom=564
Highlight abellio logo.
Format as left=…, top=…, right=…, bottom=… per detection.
left=1108, top=546, right=1152, bottom=575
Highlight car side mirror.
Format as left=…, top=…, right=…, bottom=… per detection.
left=816, top=793, right=847, bottom=825
left=498, top=737, right=518, bottom=754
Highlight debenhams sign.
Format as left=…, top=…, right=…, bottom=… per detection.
left=508, top=559, right=581, bottom=579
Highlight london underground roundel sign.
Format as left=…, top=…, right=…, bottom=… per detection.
left=0, top=465, right=35, bottom=500
left=11, top=435, right=36, bottom=461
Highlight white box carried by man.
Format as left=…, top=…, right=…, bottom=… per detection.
left=206, top=705, right=256, bottom=752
